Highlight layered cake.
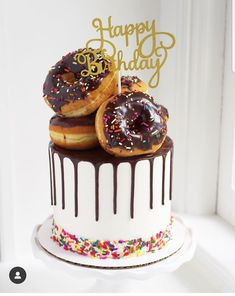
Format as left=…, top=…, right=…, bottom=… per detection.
left=43, top=48, right=175, bottom=261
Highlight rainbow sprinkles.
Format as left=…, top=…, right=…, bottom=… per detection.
left=51, top=217, right=174, bottom=259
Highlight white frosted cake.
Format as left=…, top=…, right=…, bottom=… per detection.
left=42, top=49, right=175, bottom=261
left=48, top=136, right=173, bottom=259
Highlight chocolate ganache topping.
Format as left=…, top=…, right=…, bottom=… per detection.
left=43, top=48, right=111, bottom=112
left=121, top=75, right=141, bottom=91
left=155, top=104, right=169, bottom=122
left=49, top=136, right=173, bottom=220
left=103, top=92, right=168, bottom=152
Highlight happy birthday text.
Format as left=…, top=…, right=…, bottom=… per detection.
left=75, top=16, right=176, bottom=88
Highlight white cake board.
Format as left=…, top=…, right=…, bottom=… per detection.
left=33, top=214, right=195, bottom=272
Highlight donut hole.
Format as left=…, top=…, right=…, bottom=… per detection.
left=61, top=72, right=77, bottom=84
left=129, top=110, right=152, bottom=134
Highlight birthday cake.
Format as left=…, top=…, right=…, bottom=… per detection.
left=43, top=48, right=174, bottom=260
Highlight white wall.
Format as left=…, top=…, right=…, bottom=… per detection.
left=179, top=0, right=226, bottom=214
left=0, top=0, right=227, bottom=261
left=217, top=0, right=235, bottom=226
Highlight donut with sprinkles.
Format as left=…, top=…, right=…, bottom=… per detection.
left=121, top=75, right=148, bottom=93
left=43, top=48, right=118, bottom=117
left=95, top=91, right=168, bottom=157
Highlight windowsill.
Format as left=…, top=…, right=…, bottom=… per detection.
left=0, top=213, right=235, bottom=292
left=177, top=213, right=235, bottom=292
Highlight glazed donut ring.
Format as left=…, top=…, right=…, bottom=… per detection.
left=96, top=91, right=168, bottom=157
left=43, top=48, right=118, bottom=117
left=49, top=113, right=99, bottom=150
left=121, top=75, right=147, bottom=93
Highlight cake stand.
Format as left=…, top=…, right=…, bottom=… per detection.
left=32, top=213, right=196, bottom=280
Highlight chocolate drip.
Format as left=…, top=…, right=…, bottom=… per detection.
left=113, top=165, right=118, bottom=214
left=95, top=165, right=100, bottom=221
left=130, top=163, right=136, bottom=219
left=162, top=155, right=166, bottom=205
left=170, top=150, right=173, bottom=200
left=74, top=163, right=78, bottom=217
left=59, top=156, right=65, bottom=209
left=48, top=136, right=173, bottom=221
left=48, top=147, right=53, bottom=205
left=149, top=159, right=154, bottom=209
left=51, top=152, right=57, bottom=206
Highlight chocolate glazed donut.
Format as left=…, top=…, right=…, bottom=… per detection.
left=43, top=48, right=118, bottom=117
left=96, top=92, right=168, bottom=157
left=121, top=75, right=148, bottom=93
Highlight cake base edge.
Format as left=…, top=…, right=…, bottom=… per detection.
left=36, top=215, right=188, bottom=269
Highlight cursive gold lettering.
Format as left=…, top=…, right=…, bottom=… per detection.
left=84, top=17, right=175, bottom=88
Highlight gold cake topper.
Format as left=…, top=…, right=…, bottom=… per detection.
left=74, top=16, right=175, bottom=88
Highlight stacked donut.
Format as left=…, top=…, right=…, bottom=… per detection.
left=43, top=48, right=169, bottom=157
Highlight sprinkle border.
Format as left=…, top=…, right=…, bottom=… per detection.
left=51, top=217, right=173, bottom=259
